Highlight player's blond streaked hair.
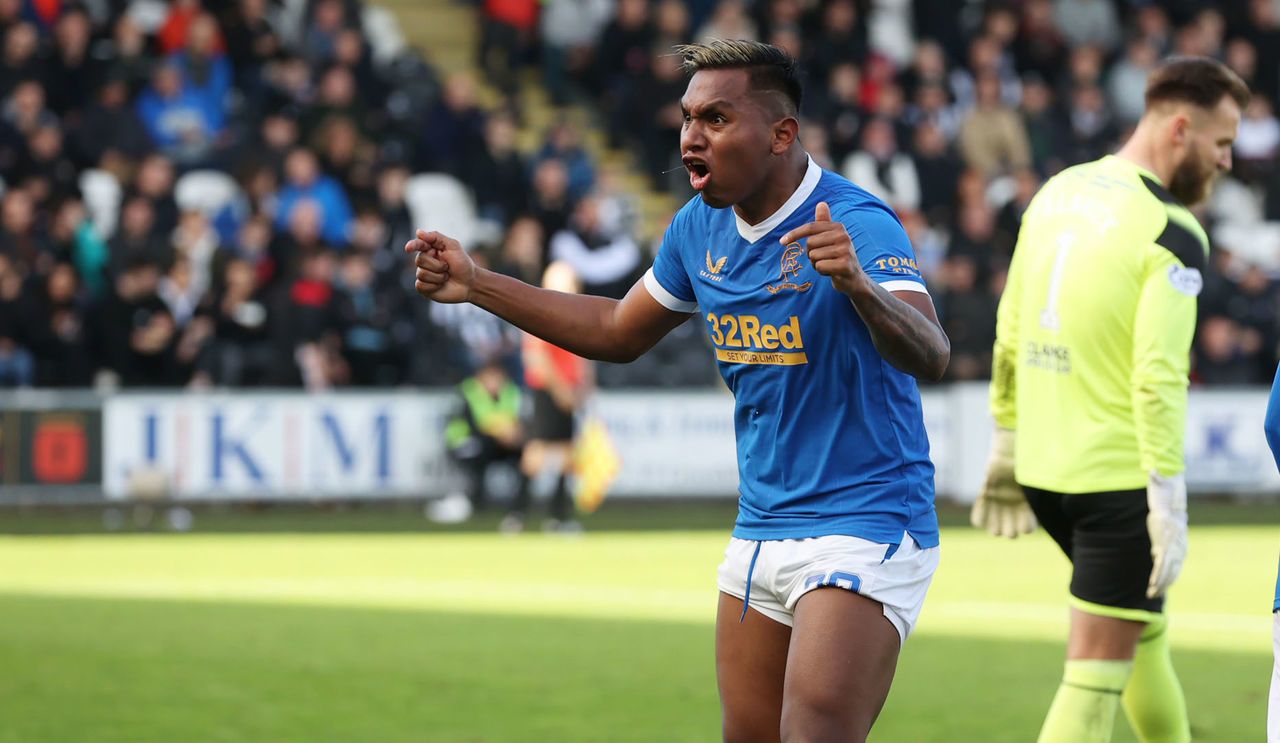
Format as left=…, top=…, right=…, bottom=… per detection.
left=674, top=40, right=784, bottom=71
left=672, top=40, right=803, bottom=115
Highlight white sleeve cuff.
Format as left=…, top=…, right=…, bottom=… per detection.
left=879, top=279, right=930, bottom=295
left=643, top=267, right=698, bottom=313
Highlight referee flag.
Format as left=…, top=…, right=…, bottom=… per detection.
left=572, top=417, right=620, bottom=514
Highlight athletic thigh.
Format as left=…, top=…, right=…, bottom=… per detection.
left=717, top=592, right=792, bottom=743
left=780, top=588, right=901, bottom=743
left=1066, top=606, right=1145, bottom=660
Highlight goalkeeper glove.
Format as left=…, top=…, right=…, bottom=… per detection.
left=970, top=427, right=1037, bottom=538
left=1146, top=471, right=1188, bottom=599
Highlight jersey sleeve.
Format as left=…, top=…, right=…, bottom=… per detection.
left=838, top=202, right=928, bottom=294
left=990, top=237, right=1025, bottom=430
left=642, top=210, right=698, bottom=313
left=1131, top=213, right=1204, bottom=478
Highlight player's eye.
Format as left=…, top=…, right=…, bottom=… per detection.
left=711, top=115, right=727, bottom=125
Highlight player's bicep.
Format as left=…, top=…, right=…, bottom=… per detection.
left=891, top=289, right=942, bottom=330
left=612, top=275, right=695, bottom=360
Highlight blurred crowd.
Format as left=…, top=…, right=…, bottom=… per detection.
left=0, top=0, right=715, bottom=391
left=4, top=0, right=1280, bottom=390
left=483, top=0, right=1280, bottom=385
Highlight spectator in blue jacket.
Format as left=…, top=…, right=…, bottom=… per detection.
left=168, top=14, right=233, bottom=125
left=274, top=147, right=353, bottom=247
left=135, top=61, right=223, bottom=164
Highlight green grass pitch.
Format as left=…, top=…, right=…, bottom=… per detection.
left=0, top=518, right=1272, bottom=741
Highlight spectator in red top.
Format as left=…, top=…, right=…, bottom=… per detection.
left=25, top=0, right=59, bottom=32
left=504, top=261, right=592, bottom=533
left=480, top=0, right=538, bottom=95
left=159, top=0, right=223, bottom=56
left=276, top=247, right=345, bottom=388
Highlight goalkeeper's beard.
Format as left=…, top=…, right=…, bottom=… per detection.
left=1168, top=146, right=1219, bottom=206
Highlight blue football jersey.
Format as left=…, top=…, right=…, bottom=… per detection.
left=644, top=157, right=938, bottom=548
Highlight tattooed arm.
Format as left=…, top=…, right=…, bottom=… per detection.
left=782, top=201, right=951, bottom=381
left=845, top=280, right=950, bottom=382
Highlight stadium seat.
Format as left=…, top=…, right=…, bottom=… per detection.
left=1215, top=221, right=1280, bottom=270
left=362, top=5, right=408, bottom=69
left=78, top=168, right=122, bottom=240
left=174, top=170, right=247, bottom=217
left=275, top=0, right=310, bottom=48
left=1209, top=176, right=1264, bottom=226
left=405, top=173, right=479, bottom=249
left=124, top=0, right=168, bottom=33
left=175, top=169, right=250, bottom=243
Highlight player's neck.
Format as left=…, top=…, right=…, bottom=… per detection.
left=1115, top=127, right=1173, bottom=185
left=733, top=149, right=809, bottom=227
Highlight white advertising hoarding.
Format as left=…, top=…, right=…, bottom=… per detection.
left=103, top=394, right=459, bottom=500
left=590, top=392, right=738, bottom=496
left=1184, top=390, right=1280, bottom=491
left=101, top=387, right=1280, bottom=501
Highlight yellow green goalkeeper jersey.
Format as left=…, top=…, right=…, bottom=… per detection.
left=991, top=155, right=1207, bottom=492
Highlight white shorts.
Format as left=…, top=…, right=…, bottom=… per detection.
left=1269, top=611, right=1279, bottom=743
left=716, top=533, right=940, bottom=644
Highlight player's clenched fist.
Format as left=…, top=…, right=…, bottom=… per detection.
left=780, top=201, right=864, bottom=296
left=405, top=229, right=475, bottom=304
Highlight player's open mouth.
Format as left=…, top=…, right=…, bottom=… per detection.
left=684, top=159, right=710, bottom=191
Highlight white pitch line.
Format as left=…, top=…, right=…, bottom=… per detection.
left=0, top=578, right=1270, bottom=653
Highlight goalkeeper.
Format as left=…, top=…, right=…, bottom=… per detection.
left=971, top=56, right=1247, bottom=743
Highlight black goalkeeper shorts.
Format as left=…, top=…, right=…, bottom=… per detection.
left=528, top=388, right=575, bottom=442
left=1022, top=486, right=1163, bottom=614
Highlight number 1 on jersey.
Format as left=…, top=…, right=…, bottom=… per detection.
left=1039, top=232, right=1075, bottom=331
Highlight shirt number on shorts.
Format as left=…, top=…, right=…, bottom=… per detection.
left=804, top=571, right=862, bottom=591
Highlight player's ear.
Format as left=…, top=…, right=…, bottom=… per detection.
left=1170, top=112, right=1190, bottom=147
left=771, top=116, right=799, bottom=155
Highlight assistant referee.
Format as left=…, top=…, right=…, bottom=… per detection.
left=971, top=57, right=1249, bottom=743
